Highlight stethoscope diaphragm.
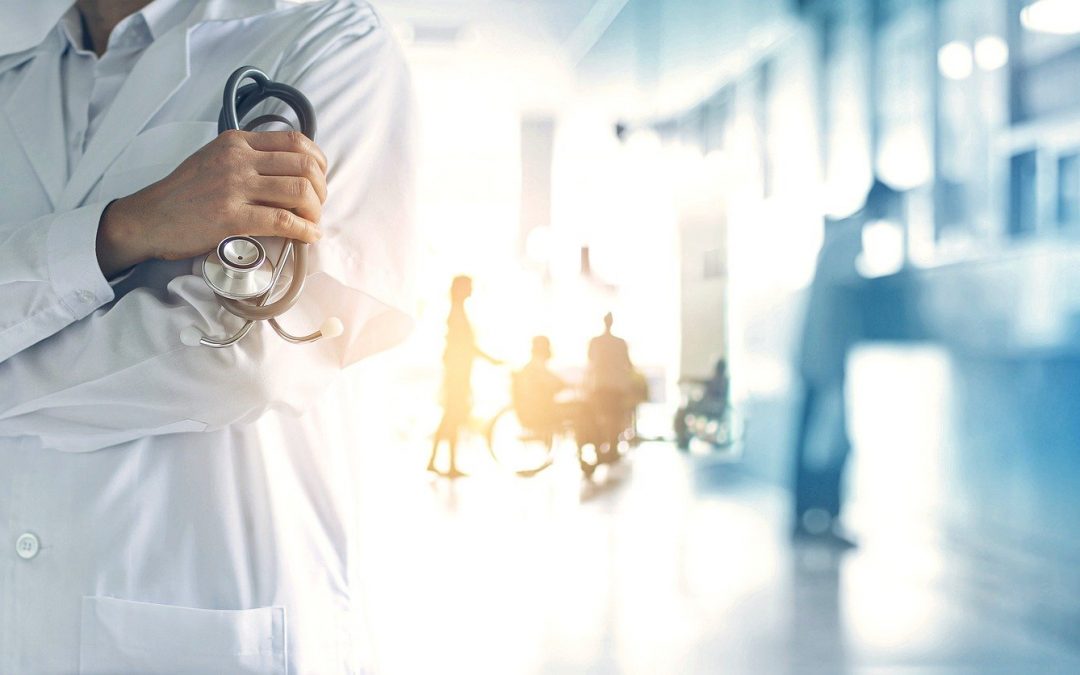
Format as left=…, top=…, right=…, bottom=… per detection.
left=202, top=236, right=274, bottom=300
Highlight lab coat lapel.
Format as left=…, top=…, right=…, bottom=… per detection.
left=58, top=26, right=191, bottom=210
left=2, top=46, right=67, bottom=207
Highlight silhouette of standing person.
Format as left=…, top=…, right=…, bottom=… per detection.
left=428, top=276, right=500, bottom=478
left=792, top=178, right=902, bottom=546
left=586, top=312, right=635, bottom=446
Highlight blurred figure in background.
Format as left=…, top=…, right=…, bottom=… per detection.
left=513, top=336, right=568, bottom=434
left=675, top=357, right=729, bottom=450
left=428, top=276, right=500, bottom=478
left=792, top=178, right=903, bottom=546
left=585, top=313, right=639, bottom=446
left=702, top=358, right=730, bottom=404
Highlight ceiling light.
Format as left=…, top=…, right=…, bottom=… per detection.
left=1021, top=0, right=1080, bottom=35
left=938, top=41, right=973, bottom=80
left=974, top=35, right=1009, bottom=71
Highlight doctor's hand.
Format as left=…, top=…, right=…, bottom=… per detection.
left=96, top=130, right=328, bottom=278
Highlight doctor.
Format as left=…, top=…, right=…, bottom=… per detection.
left=0, top=0, right=415, bottom=673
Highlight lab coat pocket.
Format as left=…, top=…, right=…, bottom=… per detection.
left=97, top=121, right=220, bottom=200
left=79, top=596, right=287, bottom=675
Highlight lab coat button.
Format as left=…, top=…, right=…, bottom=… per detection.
left=77, top=290, right=95, bottom=304
left=15, top=533, right=39, bottom=560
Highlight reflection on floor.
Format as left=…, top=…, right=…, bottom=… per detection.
left=351, top=428, right=1080, bottom=674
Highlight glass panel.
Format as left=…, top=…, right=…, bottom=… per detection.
left=1009, top=150, right=1038, bottom=236
left=1057, top=152, right=1080, bottom=227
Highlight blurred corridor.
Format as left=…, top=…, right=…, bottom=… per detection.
left=360, top=0, right=1080, bottom=671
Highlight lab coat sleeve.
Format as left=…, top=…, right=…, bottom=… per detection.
left=0, top=201, right=117, bottom=363
left=0, top=11, right=416, bottom=452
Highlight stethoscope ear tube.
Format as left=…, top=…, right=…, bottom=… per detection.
left=218, top=66, right=317, bottom=140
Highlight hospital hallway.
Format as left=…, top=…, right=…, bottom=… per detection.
left=9, top=0, right=1080, bottom=672
left=345, top=345, right=1080, bottom=675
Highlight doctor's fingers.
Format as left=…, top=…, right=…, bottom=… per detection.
left=245, top=175, right=323, bottom=223
left=235, top=203, right=321, bottom=243
left=252, top=152, right=327, bottom=203
left=242, top=130, right=328, bottom=173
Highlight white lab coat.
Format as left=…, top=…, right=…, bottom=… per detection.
left=0, top=1, right=415, bottom=673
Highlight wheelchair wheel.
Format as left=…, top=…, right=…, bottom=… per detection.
left=580, top=458, right=596, bottom=479
left=486, top=406, right=555, bottom=476
left=578, top=442, right=597, bottom=478
left=674, top=407, right=691, bottom=450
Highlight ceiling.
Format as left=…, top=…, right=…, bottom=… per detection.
left=377, top=0, right=628, bottom=61
left=375, top=0, right=798, bottom=119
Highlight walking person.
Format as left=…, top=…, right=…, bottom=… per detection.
left=428, top=275, right=500, bottom=477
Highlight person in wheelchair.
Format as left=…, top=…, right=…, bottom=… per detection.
left=512, top=336, right=571, bottom=437
left=675, top=357, right=729, bottom=449
left=698, top=358, right=729, bottom=414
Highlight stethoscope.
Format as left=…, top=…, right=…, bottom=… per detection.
left=181, top=66, right=343, bottom=349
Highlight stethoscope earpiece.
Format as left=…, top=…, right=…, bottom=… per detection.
left=320, top=317, right=344, bottom=339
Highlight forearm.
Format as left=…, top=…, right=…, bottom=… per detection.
left=0, top=202, right=116, bottom=363
left=0, top=270, right=392, bottom=452
left=95, top=197, right=151, bottom=278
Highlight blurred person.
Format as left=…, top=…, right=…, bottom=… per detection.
left=675, top=357, right=729, bottom=449
left=585, top=312, right=639, bottom=445
left=792, top=178, right=902, bottom=547
left=513, top=336, right=567, bottom=431
left=513, top=335, right=596, bottom=442
left=700, top=357, right=729, bottom=407
left=428, top=275, right=500, bottom=478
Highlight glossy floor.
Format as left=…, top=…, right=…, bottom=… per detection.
left=350, top=432, right=1080, bottom=675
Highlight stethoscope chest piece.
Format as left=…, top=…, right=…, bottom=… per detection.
left=202, top=236, right=274, bottom=300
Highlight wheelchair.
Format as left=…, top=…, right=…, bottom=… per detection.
left=674, top=379, right=743, bottom=453
left=485, top=375, right=639, bottom=478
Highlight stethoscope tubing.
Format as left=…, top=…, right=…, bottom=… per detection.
left=205, top=66, right=320, bottom=337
